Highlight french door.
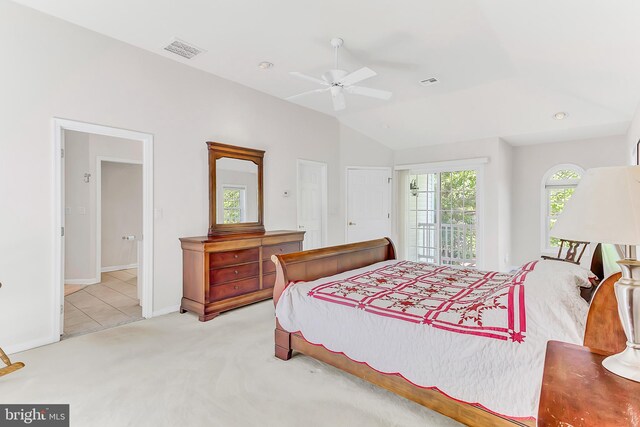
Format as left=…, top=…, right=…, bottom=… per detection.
left=406, top=169, right=478, bottom=267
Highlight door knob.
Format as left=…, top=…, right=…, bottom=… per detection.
left=298, top=225, right=305, bottom=229
left=348, top=222, right=356, bottom=226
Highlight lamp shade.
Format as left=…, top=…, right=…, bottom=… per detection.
left=551, top=166, right=640, bottom=246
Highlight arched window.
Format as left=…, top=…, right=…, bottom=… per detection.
left=541, top=164, right=584, bottom=252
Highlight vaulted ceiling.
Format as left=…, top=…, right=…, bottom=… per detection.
left=14, top=0, right=640, bottom=149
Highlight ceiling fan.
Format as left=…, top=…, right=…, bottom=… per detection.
left=287, top=38, right=392, bottom=111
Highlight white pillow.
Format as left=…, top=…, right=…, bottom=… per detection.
left=527, top=259, right=595, bottom=288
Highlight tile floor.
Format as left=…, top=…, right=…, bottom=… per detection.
left=63, top=269, right=142, bottom=338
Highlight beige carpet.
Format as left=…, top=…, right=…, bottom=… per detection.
left=2, top=301, right=461, bottom=427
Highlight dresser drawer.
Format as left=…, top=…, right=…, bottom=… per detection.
left=263, top=273, right=276, bottom=289
left=209, top=278, right=260, bottom=301
left=210, top=262, right=259, bottom=285
left=263, top=259, right=276, bottom=275
left=262, top=242, right=301, bottom=260
left=210, top=247, right=259, bottom=268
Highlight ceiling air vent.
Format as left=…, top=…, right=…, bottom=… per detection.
left=163, top=38, right=205, bottom=60
left=419, top=77, right=439, bottom=86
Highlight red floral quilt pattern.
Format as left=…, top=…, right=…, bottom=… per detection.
left=307, top=261, right=535, bottom=343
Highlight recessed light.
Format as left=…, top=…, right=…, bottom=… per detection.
left=553, top=112, right=568, bottom=120
left=258, top=61, right=274, bottom=70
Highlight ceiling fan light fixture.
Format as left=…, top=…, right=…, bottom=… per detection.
left=286, top=38, right=392, bottom=111
left=258, top=61, right=274, bottom=70
left=553, top=111, right=568, bottom=120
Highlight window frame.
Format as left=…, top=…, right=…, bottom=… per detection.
left=221, top=184, right=247, bottom=224
left=540, top=164, right=584, bottom=254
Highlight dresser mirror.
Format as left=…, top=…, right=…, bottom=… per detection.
left=208, top=142, right=265, bottom=236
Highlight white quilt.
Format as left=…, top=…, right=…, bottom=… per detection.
left=275, top=259, right=591, bottom=419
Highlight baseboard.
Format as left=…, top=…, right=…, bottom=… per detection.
left=101, top=263, right=138, bottom=273
left=64, top=278, right=100, bottom=285
left=5, top=334, right=59, bottom=356
left=152, top=304, right=180, bottom=317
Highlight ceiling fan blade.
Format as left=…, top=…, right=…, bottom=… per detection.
left=336, top=67, right=377, bottom=86
left=285, top=87, right=330, bottom=101
left=346, top=85, right=392, bottom=100
left=332, top=90, right=346, bottom=111
left=289, top=72, right=329, bottom=86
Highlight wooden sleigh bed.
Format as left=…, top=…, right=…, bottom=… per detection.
left=271, top=238, right=626, bottom=427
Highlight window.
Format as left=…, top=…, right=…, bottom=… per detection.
left=542, top=165, right=584, bottom=251
left=406, top=169, right=478, bottom=267
left=222, top=185, right=246, bottom=224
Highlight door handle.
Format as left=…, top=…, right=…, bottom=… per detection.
left=348, top=222, right=356, bottom=226
left=122, top=235, right=136, bottom=241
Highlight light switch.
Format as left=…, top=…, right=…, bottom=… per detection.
left=65, top=207, right=72, bottom=215
left=77, top=207, right=86, bottom=215
left=154, top=208, right=163, bottom=220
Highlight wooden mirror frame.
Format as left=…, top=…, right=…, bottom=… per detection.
left=207, top=142, right=265, bottom=236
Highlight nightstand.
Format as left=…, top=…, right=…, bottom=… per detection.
left=538, top=340, right=640, bottom=426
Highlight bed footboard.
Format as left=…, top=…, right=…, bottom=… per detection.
left=270, top=237, right=396, bottom=307
left=274, top=321, right=292, bottom=361
left=271, top=238, right=396, bottom=362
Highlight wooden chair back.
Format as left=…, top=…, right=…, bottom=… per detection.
left=542, top=239, right=590, bottom=264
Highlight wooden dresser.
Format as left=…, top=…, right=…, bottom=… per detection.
left=179, top=230, right=304, bottom=321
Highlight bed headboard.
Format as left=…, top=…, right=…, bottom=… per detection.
left=590, top=243, right=604, bottom=281
left=271, top=238, right=396, bottom=306
left=584, top=272, right=626, bottom=354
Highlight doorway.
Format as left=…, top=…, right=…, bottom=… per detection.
left=405, top=170, right=478, bottom=267
left=297, top=159, right=328, bottom=250
left=346, top=167, right=392, bottom=243
left=53, top=119, right=153, bottom=340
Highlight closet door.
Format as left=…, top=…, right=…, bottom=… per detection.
left=346, top=168, right=392, bottom=243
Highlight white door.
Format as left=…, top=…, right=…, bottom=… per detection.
left=346, top=168, right=392, bottom=243
left=297, top=160, right=327, bottom=250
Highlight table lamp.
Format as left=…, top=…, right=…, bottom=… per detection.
left=552, top=166, right=640, bottom=382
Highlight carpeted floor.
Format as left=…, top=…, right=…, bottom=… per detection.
left=2, top=301, right=461, bottom=427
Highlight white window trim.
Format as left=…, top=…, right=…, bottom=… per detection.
left=222, top=184, right=247, bottom=223
left=395, top=157, right=489, bottom=172
left=540, top=163, right=585, bottom=254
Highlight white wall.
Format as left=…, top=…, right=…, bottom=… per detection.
left=497, top=139, right=512, bottom=269
left=0, top=1, right=390, bottom=353
left=64, top=131, right=92, bottom=281
left=394, top=137, right=511, bottom=271
left=101, top=161, right=142, bottom=269
left=510, top=135, right=627, bottom=265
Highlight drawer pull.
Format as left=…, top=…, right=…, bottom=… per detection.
left=234, top=254, right=239, bottom=259
left=234, top=285, right=239, bottom=290
left=234, top=270, right=239, bottom=275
